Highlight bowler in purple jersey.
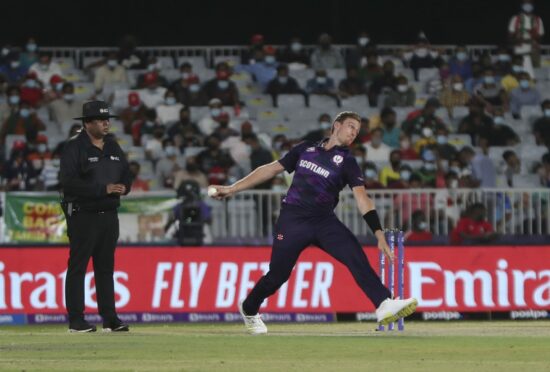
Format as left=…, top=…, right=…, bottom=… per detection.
left=211, top=111, right=417, bottom=334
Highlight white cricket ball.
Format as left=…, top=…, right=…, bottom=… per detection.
left=207, top=186, right=218, bottom=197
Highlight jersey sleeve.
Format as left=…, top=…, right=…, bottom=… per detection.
left=277, top=141, right=309, bottom=173
left=343, top=156, right=365, bottom=189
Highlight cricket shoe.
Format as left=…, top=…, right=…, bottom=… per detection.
left=238, top=301, right=267, bottom=335
left=68, top=319, right=97, bottom=333
left=376, top=297, right=418, bottom=326
left=102, top=318, right=130, bottom=332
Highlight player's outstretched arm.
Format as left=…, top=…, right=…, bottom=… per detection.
left=209, top=161, right=285, bottom=200
left=352, top=186, right=394, bottom=262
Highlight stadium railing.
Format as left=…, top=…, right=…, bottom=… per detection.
left=1, top=188, right=548, bottom=244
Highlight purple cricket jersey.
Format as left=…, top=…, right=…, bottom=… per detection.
left=278, top=140, right=365, bottom=214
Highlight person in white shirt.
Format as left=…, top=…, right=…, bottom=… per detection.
left=364, top=127, right=391, bottom=162
left=508, top=0, right=545, bottom=73
left=198, top=98, right=223, bottom=136
left=155, top=89, right=184, bottom=125
left=93, top=52, right=129, bottom=94
left=29, top=53, right=63, bottom=86
left=138, top=72, right=167, bottom=108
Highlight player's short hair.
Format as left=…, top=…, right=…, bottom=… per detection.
left=332, top=111, right=361, bottom=133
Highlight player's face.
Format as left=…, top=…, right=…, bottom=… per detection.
left=334, top=118, right=360, bottom=146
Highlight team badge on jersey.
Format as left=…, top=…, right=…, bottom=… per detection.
left=332, top=155, right=343, bottom=166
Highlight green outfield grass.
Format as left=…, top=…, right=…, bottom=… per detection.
left=1, top=321, right=549, bottom=371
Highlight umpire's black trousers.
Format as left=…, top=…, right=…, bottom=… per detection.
left=65, top=209, right=119, bottom=322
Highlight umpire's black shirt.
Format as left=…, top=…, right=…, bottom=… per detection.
left=60, top=130, right=131, bottom=212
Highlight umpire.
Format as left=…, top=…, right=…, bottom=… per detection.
left=60, top=101, right=132, bottom=333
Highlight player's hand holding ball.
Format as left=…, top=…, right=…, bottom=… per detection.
left=207, top=185, right=235, bottom=200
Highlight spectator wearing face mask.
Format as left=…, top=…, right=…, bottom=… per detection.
left=156, top=89, right=184, bottom=125
left=508, top=0, right=544, bottom=71
left=533, top=99, right=550, bottom=146
left=398, top=134, right=419, bottom=160
left=358, top=53, right=383, bottom=85
left=510, top=72, right=540, bottom=118
left=93, top=52, right=129, bottom=94
left=266, top=64, right=308, bottom=107
left=474, top=68, right=508, bottom=111
left=350, top=145, right=367, bottom=169
left=244, top=133, right=274, bottom=190
left=439, top=75, right=470, bottom=119
left=379, top=150, right=402, bottom=186
left=0, top=86, right=21, bottom=124
left=500, top=55, right=524, bottom=93
left=155, top=139, right=184, bottom=189
left=0, top=101, right=45, bottom=144
left=346, top=31, right=376, bottom=70
left=302, top=113, right=332, bottom=143
left=198, top=98, right=223, bottom=136
left=136, top=56, right=169, bottom=88
left=415, top=148, right=438, bottom=187
left=433, top=125, right=457, bottom=161
left=43, top=74, right=66, bottom=104
left=196, top=134, right=234, bottom=184
left=402, top=98, right=444, bottom=136
left=277, top=37, right=310, bottom=67
left=405, top=210, right=433, bottom=242
left=310, top=33, right=344, bottom=69
left=451, top=203, right=496, bottom=244
left=364, top=127, right=391, bottom=162
left=494, top=47, right=513, bottom=77
left=48, top=83, right=83, bottom=129
left=387, top=164, right=413, bottom=189
left=448, top=46, right=473, bottom=81
left=19, top=37, right=39, bottom=70
left=236, top=46, right=279, bottom=90
left=0, top=52, right=26, bottom=85
left=306, top=69, right=341, bottom=107
left=19, top=73, right=44, bottom=107
left=202, top=62, right=240, bottom=107
left=489, top=108, right=519, bottom=146
left=29, top=52, right=63, bottom=86
left=138, top=72, right=167, bottom=108
left=367, top=60, right=397, bottom=107
left=173, top=156, right=208, bottom=189
left=363, top=162, right=385, bottom=189
left=402, top=33, right=443, bottom=81
left=134, top=109, right=159, bottom=146
left=175, top=74, right=206, bottom=107
left=382, top=75, right=415, bottom=108
left=339, top=67, right=367, bottom=98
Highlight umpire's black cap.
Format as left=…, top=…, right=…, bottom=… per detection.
left=74, top=100, right=118, bottom=121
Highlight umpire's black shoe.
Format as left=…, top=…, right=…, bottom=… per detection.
left=68, top=320, right=97, bottom=333
left=103, top=318, right=129, bottom=332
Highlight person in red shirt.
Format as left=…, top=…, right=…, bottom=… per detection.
left=405, top=210, right=434, bottom=242
left=129, top=161, right=150, bottom=192
left=19, top=72, right=44, bottom=107
left=451, top=203, right=497, bottom=244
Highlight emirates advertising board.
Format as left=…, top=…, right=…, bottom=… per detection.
left=0, top=246, right=549, bottom=324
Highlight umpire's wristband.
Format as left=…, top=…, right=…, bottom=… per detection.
left=363, top=210, right=383, bottom=233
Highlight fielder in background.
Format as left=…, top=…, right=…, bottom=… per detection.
left=209, top=111, right=417, bottom=334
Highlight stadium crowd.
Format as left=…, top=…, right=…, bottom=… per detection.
left=0, top=1, right=548, bottom=240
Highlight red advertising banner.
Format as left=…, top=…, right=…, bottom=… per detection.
left=0, top=246, right=549, bottom=314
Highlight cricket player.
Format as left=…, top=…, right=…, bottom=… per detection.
left=210, top=111, right=417, bottom=334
